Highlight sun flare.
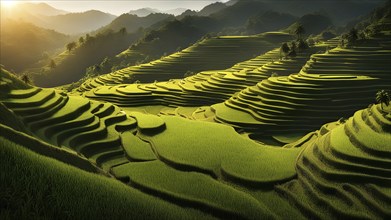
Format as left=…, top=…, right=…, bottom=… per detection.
left=1, top=0, right=18, bottom=8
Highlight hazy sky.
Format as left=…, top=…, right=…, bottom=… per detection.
left=5, top=0, right=229, bottom=15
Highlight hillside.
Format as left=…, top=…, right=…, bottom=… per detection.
left=1, top=65, right=390, bottom=218
left=30, top=13, right=177, bottom=87
left=257, top=0, right=386, bottom=26
left=86, top=1, right=299, bottom=78
left=40, top=10, right=117, bottom=35
left=79, top=33, right=316, bottom=106
left=349, top=0, right=391, bottom=30
left=32, top=29, right=143, bottom=87
left=91, top=0, right=358, bottom=79
left=97, top=13, right=174, bottom=33
left=0, top=2, right=67, bottom=23
left=77, top=32, right=293, bottom=91
left=15, top=2, right=68, bottom=15
left=177, top=2, right=228, bottom=19
left=246, top=11, right=297, bottom=34
left=0, top=20, right=70, bottom=73
left=285, top=13, right=334, bottom=36
left=212, top=33, right=391, bottom=139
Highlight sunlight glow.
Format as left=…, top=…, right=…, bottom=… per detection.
left=1, top=0, right=18, bottom=8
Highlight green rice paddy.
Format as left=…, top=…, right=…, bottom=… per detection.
left=1, top=29, right=391, bottom=218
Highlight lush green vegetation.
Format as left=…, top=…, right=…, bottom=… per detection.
left=0, top=20, right=69, bottom=73
left=1, top=0, right=391, bottom=219
left=0, top=135, right=209, bottom=219
left=33, top=29, right=144, bottom=87
left=77, top=32, right=292, bottom=92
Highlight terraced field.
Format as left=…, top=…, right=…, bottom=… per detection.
left=81, top=40, right=332, bottom=113
left=2, top=8, right=391, bottom=216
left=1, top=67, right=390, bottom=218
left=77, top=32, right=293, bottom=91
left=212, top=34, right=391, bottom=140
left=0, top=86, right=134, bottom=172
left=277, top=103, right=391, bottom=219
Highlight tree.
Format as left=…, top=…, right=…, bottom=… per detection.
left=66, top=41, right=77, bottom=52
left=79, top=36, right=85, bottom=45
left=290, top=41, right=297, bottom=51
left=20, top=73, right=32, bottom=85
left=119, top=27, right=127, bottom=35
left=376, top=90, right=390, bottom=110
left=280, top=42, right=290, bottom=59
left=49, top=59, right=56, bottom=69
left=294, top=23, right=305, bottom=40
left=297, top=39, right=308, bottom=50
left=288, top=48, right=297, bottom=58
left=346, top=28, right=358, bottom=46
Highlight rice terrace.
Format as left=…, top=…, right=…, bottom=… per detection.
left=1, top=0, right=391, bottom=219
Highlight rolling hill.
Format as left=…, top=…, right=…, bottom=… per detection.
left=0, top=20, right=70, bottom=73
left=1, top=65, right=390, bottom=218
left=1, top=3, right=117, bottom=35
left=97, top=13, right=174, bottom=33
left=32, top=29, right=144, bottom=87
left=77, top=32, right=293, bottom=91
left=40, top=10, right=117, bottom=35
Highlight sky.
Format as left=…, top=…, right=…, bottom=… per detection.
left=1, top=0, right=230, bottom=15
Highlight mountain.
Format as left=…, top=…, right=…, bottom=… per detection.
left=89, top=0, right=295, bottom=77
left=30, top=12, right=176, bottom=87
left=98, top=13, right=174, bottom=33
left=0, top=20, right=70, bottom=73
left=40, top=10, right=117, bottom=35
left=246, top=11, right=297, bottom=34
left=128, top=8, right=159, bottom=17
left=177, top=10, right=198, bottom=20
left=177, top=2, right=228, bottom=19
left=129, top=8, right=187, bottom=17
left=250, top=0, right=386, bottom=26
left=1, top=2, right=67, bottom=17
left=198, top=2, right=228, bottom=16
left=347, top=0, right=391, bottom=30
left=1, top=3, right=116, bottom=35
left=285, top=13, right=334, bottom=36
left=211, top=0, right=270, bottom=27
left=164, top=8, right=188, bottom=16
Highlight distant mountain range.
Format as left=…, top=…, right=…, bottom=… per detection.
left=42, top=10, right=117, bottom=35
left=1, top=3, right=116, bottom=35
left=98, top=13, right=174, bottom=33
left=10, top=2, right=68, bottom=16
left=248, top=0, right=387, bottom=26
left=128, top=8, right=187, bottom=17
left=2, top=0, right=388, bottom=86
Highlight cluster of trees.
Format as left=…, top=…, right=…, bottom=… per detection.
left=66, top=30, right=117, bottom=53
left=280, top=23, right=308, bottom=59
left=340, top=25, right=381, bottom=48
left=340, top=28, right=359, bottom=48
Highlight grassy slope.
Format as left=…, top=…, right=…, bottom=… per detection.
left=1, top=64, right=391, bottom=218
left=33, top=30, right=143, bottom=87
left=0, top=135, right=213, bottom=220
